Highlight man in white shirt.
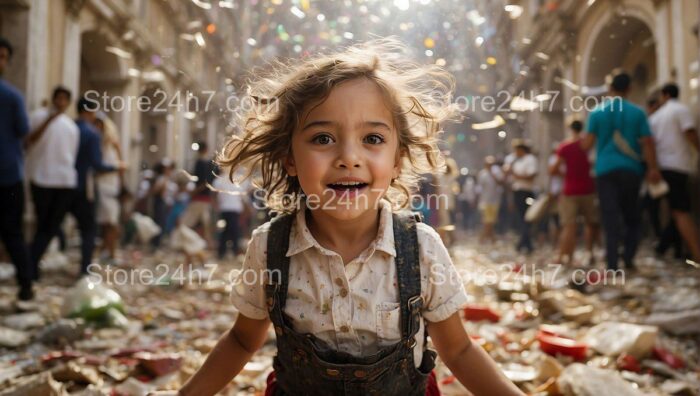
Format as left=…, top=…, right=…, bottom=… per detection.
left=25, top=86, right=80, bottom=280
left=503, top=139, right=538, bottom=253
left=649, top=83, right=700, bottom=263
left=213, top=170, right=252, bottom=259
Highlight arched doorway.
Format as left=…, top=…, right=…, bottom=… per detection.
left=584, top=15, right=657, bottom=105
left=79, top=30, right=127, bottom=94
left=79, top=29, right=129, bottom=159
left=79, top=29, right=143, bottom=187
left=80, top=30, right=129, bottom=127
left=0, top=1, right=31, bottom=96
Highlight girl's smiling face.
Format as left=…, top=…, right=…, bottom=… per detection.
left=285, top=78, right=401, bottom=220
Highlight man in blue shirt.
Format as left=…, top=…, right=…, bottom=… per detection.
left=582, top=71, right=661, bottom=271
left=0, top=37, right=33, bottom=300
left=69, top=97, right=122, bottom=275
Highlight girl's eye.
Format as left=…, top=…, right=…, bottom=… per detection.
left=311, top=134, right=334, bottom=145
left=364, top=134, right=385, bottom=145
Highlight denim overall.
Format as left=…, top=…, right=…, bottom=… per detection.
left=264, top=211, right=437, bottom=396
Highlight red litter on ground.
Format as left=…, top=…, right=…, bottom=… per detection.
left=652, top=346, right=685, bottom=369
left=134, top=352, right=183, bottom=377
left=536, top=331, right=588, bottom=361
left=41, top=350, right=84, bottom=364
left=617, top=353, right=642, bottom=372
left=463, top=305, right=501, bottom=323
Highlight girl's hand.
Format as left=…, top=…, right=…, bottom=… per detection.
left=428, top=313, right=525, bottom=396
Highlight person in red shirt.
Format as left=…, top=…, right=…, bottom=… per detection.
left=549, top=120, right=600, bottom=265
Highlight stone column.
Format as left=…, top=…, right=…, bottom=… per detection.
left=670, top=0, right=686, bottom=100
left=117, top=78, right=139, bottom=184
left=654, top=0, right=671, bottom=85
left=62, top=14, right=82, bottom=110
left=206, top=113, right=217, bottom=153
left=26, top=0, right=49, bottom=110
left=562, top=65, right=576, bottom=117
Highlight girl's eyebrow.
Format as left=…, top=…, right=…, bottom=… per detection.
left=301, top=120, right=392, bottom=131
left=301, top=120, right=334, bottom=131
left=361, top=121, right=392, bottom=131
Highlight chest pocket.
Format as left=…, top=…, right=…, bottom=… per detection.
left=375, top=302, right=401, bottom=346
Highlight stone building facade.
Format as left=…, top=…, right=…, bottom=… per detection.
left=0, top=0, right=246, bottom=187
left=477, top=0, right=699, bottom=181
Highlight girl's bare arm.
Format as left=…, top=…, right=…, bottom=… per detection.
left=179, top=314, right=271, bottom=396
left=428, top=313, right=524, bottom=396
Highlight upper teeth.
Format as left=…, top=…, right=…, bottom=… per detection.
left=334, top=181, right=362, bottom=186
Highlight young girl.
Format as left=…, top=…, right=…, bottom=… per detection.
left=171, top=40, right=523, bottom=396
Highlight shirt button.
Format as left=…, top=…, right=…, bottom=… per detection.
left=335, top=277, right=343, bottom=287
left=339, top=288, right=348, bottom=297
left=340, top=325, right=350, bottom=333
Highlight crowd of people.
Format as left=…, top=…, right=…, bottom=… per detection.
left=128, top=142, right=254, bottom=261
left=0, top=37, right=255, bottom=301
left=439, top=70, right=700, bottom=273
left=2, top=31, right=699, bottom=305
left=1, top=36, right=130, bottom=300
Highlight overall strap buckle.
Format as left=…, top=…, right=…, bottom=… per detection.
left=408, top=295, right=424, bottom=313
left=406, top=295, right=424, bottom=347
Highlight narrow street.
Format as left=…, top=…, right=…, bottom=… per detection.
left=1, top=0, right=699, bottom=395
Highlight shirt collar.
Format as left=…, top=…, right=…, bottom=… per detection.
left=285, top=199, right=396, bottom=258
left=285, top=208, right=316, bottom=257
left=373, top=200, right=397, bottom=257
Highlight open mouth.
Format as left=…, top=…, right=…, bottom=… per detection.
left=326, top=181, right=369, bottom=193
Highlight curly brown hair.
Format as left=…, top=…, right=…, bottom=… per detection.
left=218, top=38, right=459, bottom=212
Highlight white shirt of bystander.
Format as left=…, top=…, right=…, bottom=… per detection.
left=477, top=166, right=503, bottom=207
left=509, top=153, right=538, bottom=191
left=649, top=99, right=697, bottom=174
left=213, top=176, right=250, bottom=213
left=26, top=107, right=80, bottom=188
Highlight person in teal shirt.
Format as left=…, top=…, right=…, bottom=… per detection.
left=587, top=95, right=651, bottom=176
left=581, top=70, right=661, bottom=271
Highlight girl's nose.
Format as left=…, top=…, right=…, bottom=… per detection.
left=333, top=142, right=361, bottom=169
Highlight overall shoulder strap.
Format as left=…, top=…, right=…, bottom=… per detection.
left=392, top=211, right=423, bottom=341
left=265, top=212, right=295, bottom=311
